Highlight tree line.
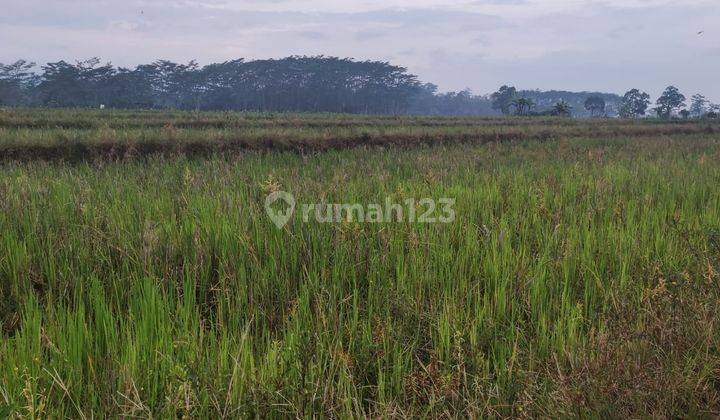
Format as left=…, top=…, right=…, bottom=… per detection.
left=0, top=57, right=425, bottom=114
left=490, top=85, right=719, bottom=119
left=1, top=56, right=717, bottom=118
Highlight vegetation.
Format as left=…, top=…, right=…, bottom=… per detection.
left=495, top=88, right=621, bottom=118
left=490, top=85, right=517, bottom=115
left=1, top=110, right=720, bottom=417
left=619, top=89, right=652, bottom=119
left=691, top=94, right=710, bottom=118
left=584, top=96, right=607, bottom=117
left=552, top=100, right=572, bottom=117
left=7, top=57, right=717, bottom=119
left=655, top=86, right=687, bottom=119
left=0, top=108, right=715, bottom=162
left=0, top=57, right=424, bottom=114
left=530, top=91, right=618, bottom=117
left=511, top=97, right=535, bottom=116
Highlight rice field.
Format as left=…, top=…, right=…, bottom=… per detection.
left=1, top=109, right=720, bottom=417
left=0, top=109, right=714, bottom=161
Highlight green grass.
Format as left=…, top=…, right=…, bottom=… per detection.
left=0, top=108, right=716, bottom=161
left=1, top=110, right=720, bottom=417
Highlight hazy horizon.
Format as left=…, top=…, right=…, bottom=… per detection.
left=3, top=0, right=719, bottom=102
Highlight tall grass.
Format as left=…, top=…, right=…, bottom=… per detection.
left=0, top=108, right=716, bottom=161
left=1, top=113, right=720, bottom=416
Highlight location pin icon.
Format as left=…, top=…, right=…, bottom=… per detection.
left=265, top=191, right=296, bottom=229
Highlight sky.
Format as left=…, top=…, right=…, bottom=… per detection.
left=2, top=0, right=719, bottom=101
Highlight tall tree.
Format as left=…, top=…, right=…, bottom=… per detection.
left=103, top=67, right=155, bottom=108
left=0, top=60, right=37, bottom=106
left=37, top=58, right=116, bottom=107
left=37, top=61, right=84, bottom=106
left=491, top=85, right=517, bottom=115
left=619, top=89, right=651, bottom=118
left=584, top=95, right=606, bottom=117
left=655, top=86, right=686, bottom=119
left=689, top=94, right=708, bottom=117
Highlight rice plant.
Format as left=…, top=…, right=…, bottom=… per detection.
left=1, top=110, right=720, bottom=417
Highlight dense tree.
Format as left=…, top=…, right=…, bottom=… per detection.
left=103, top=67, right=155, bottom=108
left=552, top=100, right=572, bottom=117
left=690, top=94, right=708, bottom=117
left=36, top=58, right=117, bottom=107
left=517, top=90, right=620, bottom=117
left=406, top=83, right=439, bottom=113
left=0, top=60, right=37, bottom=106
left=490, top=85, right=517, bottom=115
left=584, top=95, right=606, bottom=117
left=655, top=86, right=686, bottom=119
left=0, top=56, right=703, bottom=120
left=619, top=89, right=651, bottom=118
left=409, top=86, right=495, bottom=116
left=141, top=60, right=202, bottom=109
left=413, top=89, right=621, bottom=117
left=707, top=104, right=720, bottom=119
left=679, top=109, right=691, bottom=119
left=197, top=57, right=422, bottom=113
left=36, top=61, right=85, bottom=107
left=511, top=97, right=535, bottom=116
left=25, top=56, right=424, bottom=113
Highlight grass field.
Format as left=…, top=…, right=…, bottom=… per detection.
left=2, top=109, right=720, bottom=417
left=0, top=108, right=715, bottom=161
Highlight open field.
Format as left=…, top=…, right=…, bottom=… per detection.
left=2, top=110, right=720, bottom=417
left=0, top=108, right=717, bottom=161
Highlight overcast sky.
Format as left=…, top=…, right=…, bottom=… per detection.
left=2, top=0, right=718, bottom=101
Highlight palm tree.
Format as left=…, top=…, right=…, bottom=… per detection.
left=552, top=100, right=572, bottom=117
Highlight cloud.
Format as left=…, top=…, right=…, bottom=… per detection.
left=354, top=30, right=388, bottom=41
left=0, top=0, right=718, bottom=101
left=295, top=31, right=328, bottom=40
